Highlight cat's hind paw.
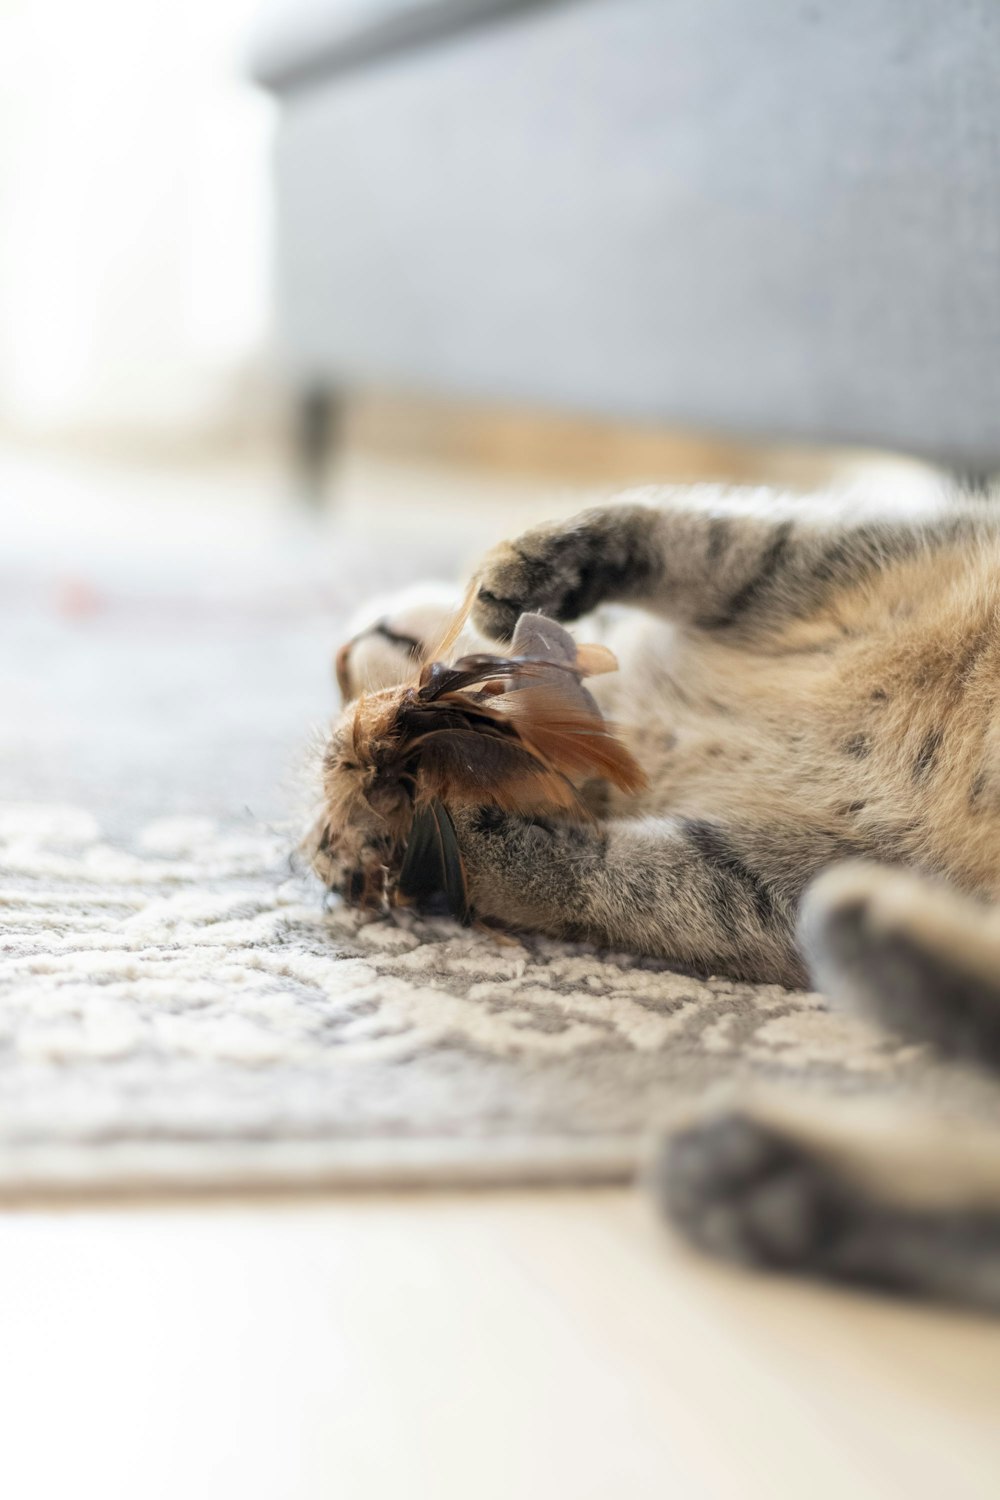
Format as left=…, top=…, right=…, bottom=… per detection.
left=800, top=862, right=1000, bottom=1067
left=652, top=1110, right=841, bottom=1271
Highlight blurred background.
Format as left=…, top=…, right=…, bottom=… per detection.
left=0, top=0, right=271, bottom=449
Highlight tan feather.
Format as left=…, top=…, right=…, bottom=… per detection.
left=497, top=685, right=647, bottom=794
left=574, top=642, right=618, bottom=676
left=418, top=577, right=479, bottom=669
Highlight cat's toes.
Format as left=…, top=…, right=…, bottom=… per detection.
left=652, top=1111, right=840, bottom=1270
left=335, top=584, right=463, bottom=699
left=301, top=817, right=392, bottom=909
left=473, top=511, right=628, bottom=640
left=473, top=534, right=569, bottom=641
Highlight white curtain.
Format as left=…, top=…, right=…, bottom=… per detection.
left=0, top=0, right=273, bottom=442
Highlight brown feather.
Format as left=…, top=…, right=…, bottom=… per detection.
left=323, top=608, right=646, bottom=912
left=414, top=728, right=583, bottom=813
left=500, top=686, right=648, bottom=794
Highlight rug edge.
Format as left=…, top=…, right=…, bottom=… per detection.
left=0, top=1135, right=645, bottom=1201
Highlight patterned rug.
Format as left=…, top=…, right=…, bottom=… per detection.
left=3, top=455, right=995, bottom=1194
left=4, top=800, right=966, bottom=1194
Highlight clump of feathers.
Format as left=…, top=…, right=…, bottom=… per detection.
left=305, top=605, right=645, bottom=920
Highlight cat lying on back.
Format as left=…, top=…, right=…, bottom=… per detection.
left=312, top=484, right=1000, bottom=1311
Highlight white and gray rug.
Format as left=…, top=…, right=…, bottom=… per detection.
left=4, top=455, right=996, bottom=1194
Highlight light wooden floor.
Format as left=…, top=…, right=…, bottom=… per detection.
left=1, top=1188, right=998, bottom=1500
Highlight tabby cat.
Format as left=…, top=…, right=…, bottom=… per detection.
left=315, top=484, right=1000, bottom=1312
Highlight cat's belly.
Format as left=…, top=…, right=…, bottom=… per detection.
left=596, top=619, right=862, bottom=831
left=598, top=607, right=1000, bottom=899
left=612, top=707, right=830, bottom=827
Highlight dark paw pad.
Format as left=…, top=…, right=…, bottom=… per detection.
left=653, top=1112, right=842, bottom=1269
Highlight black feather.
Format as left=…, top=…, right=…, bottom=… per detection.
left=396, top=799, right=470, bottom=922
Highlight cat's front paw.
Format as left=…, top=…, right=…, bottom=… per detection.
left=450, top=806, right=554, bottom=905
left=301, top=815, right=393, bottom=910
left=450, top=806, right=600, bottom=937
left=473, top=507, right=650, bottom=641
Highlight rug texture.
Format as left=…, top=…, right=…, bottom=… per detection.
left=4, top=461, right=998, bottom=1194
left=9, top=800, right=992, bottom=1193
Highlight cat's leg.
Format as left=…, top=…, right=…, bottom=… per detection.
left=472, top=495, right=976, bottom=642
left=452, top=808, right=804, bottom=986
left=653, top=863, right=1000, bottom=1311
left=653, top=1103, right=1000, bottom=1313
left=800, top=862, right=1000, bottom=1068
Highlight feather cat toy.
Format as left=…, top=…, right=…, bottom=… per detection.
left=309, top=603, right=646, bottom=921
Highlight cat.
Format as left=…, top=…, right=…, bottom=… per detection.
left=314, top=483, right=1000, bottom=1311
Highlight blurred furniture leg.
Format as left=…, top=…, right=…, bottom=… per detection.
left=293, top=385, right=342, bottom=504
